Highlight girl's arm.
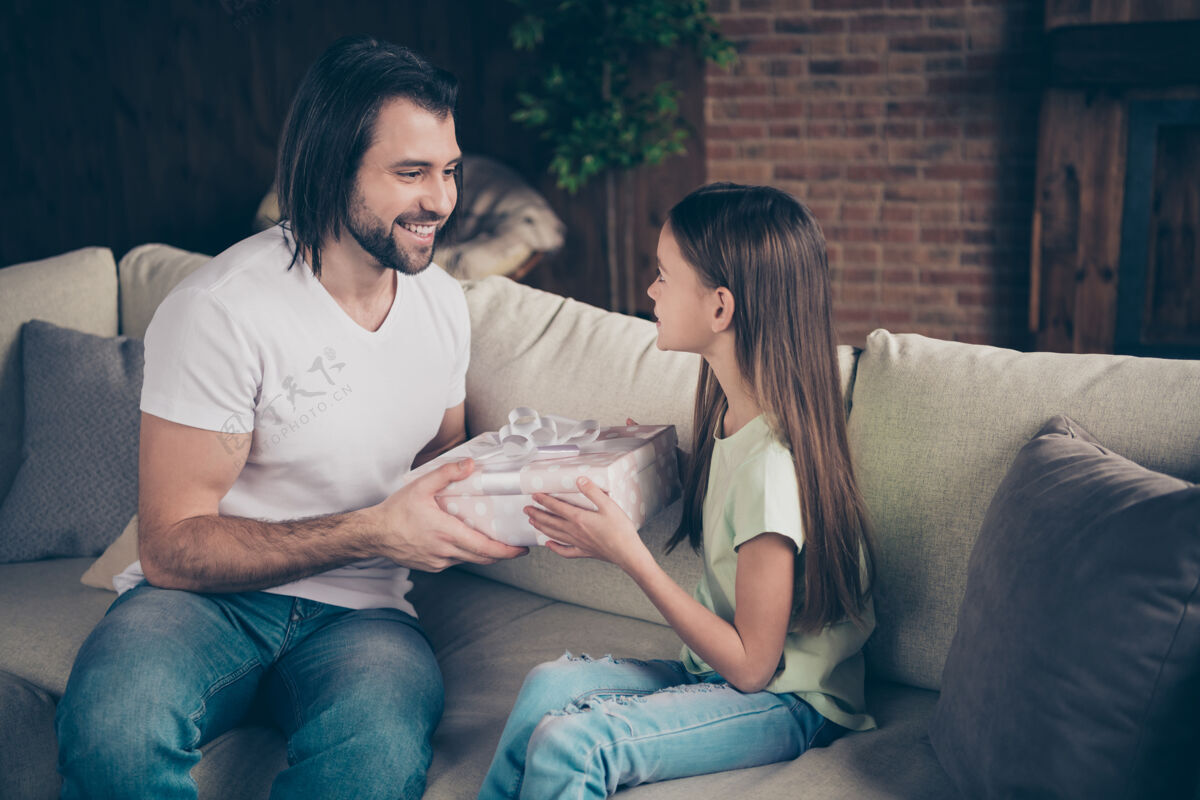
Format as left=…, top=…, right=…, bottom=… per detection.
left=527, top=477, right=794, bottom=693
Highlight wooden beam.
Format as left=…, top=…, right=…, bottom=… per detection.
left=1048, top=22, right=1200, bottom=88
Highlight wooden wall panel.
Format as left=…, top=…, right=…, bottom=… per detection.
left=1045, top=0, right=1200, bottom=29
left=1, top=0, right=509, bottom=264
left=0, top=0, right=704, bottom=314
left=1031, top=90, right=1127, bottom=352
left=1144, top=125, right=1200, bottom=346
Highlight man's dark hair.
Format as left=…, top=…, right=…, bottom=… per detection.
left=275, top=35, right=459, bottom=277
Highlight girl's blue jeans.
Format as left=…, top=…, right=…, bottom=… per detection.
left=55, top=582, right=443, bottom=800
left=478, top=653, right=843, bottom=800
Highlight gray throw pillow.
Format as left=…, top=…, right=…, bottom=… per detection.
left=0, top=320, right=143, bottom=563
left=929, top=415, right=1200, bottom=800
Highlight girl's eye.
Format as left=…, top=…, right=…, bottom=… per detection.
left=655, top=271, right=665, bottom=283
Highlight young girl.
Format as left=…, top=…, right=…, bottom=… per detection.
left=478, top=183, right=877, bottom=800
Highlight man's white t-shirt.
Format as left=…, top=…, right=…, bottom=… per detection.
left=114, top=225, right=470, bottom=616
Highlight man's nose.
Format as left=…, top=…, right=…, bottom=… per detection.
left=424, top=177, right=456, bottom=218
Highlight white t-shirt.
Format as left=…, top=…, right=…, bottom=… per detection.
left=114, top=225, right=470, bottom=615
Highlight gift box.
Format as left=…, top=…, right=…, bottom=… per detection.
left=405, top=408, right=681, bottom=547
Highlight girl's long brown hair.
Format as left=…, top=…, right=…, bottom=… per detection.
left=665, top=183, right=875, bottom=633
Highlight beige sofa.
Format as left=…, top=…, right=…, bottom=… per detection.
left=2, top=243, right=1199, bottom=799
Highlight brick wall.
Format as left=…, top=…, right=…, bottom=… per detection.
left=707, top=0, right=1043, bottom=347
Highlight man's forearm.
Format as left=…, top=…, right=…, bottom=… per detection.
left=140, top=507, right=381, bottom=593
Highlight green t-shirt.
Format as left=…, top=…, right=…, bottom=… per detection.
left=680, top=414, right=877, bottom=731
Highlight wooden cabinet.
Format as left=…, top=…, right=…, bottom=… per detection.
left=1029, top=2, right=1200, bottom=355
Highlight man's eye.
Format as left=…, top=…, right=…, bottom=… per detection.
left=443, top=168, right=457, bottom=178
left=397, top=171, right=420, bottom=180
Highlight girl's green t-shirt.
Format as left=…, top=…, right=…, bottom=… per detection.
left=680, top=414, right=877, bottom=731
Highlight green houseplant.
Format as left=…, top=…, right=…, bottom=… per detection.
left=508, top=0, right=735, bottom=311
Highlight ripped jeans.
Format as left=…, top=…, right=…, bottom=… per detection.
left=477, top=653, right=842, bottom=800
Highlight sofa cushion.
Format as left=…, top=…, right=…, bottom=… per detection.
left=848, top=330, right=1200, bottom=690
left=80, top=515, right=139, bottom=591
left=460, top=276, right=703, bottom=450
left=929, top=416, right=1200, bottom=800
left=0, top=558, right=113, bottom=695
left=0, top=248, right=118, bottom=503
left=0, top=322, right=143, bottom=563
left=117, top=243, right=211, bottom=339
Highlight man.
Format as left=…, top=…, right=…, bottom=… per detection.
left=55, top=36, right=526, bottom=800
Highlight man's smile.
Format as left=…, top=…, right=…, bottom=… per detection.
left=397, top=220, right=438, bottom=242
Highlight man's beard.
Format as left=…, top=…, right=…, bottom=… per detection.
left=346, top=195, right=440, bottom=276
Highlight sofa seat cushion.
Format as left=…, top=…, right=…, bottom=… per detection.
left=848, top=330, right=1200, bottom=690
left=0, top=558, right=113, bottom=695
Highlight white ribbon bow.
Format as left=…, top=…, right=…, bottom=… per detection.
left=467, top=407, right=601, bottom=467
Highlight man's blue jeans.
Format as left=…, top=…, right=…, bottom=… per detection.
left=55, top=583, right=443, bottom=800
left=478, top=653, right=843, bottom=800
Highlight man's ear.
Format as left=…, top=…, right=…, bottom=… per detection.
left=711, top=287, right=735, bottom=333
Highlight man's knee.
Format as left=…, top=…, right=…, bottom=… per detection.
left=283, top=696, right=438, bottom=800
left=339, top=635, right=444, bottom=732
left=287, top=654, right=443, bottom=779
left=58, top=629, right=196, bottom=757
left=57, top=683, right=200, bottom=799
left=56, top=589, right=259, bottom=797
left=312, top=666, right=443, bottom=745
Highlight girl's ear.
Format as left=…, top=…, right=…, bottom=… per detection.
left=711, top=287, right=735, bottom=333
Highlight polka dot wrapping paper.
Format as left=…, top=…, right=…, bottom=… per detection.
left=407, top=424, right=681, bottom=547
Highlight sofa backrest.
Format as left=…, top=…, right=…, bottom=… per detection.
left=0, top=249, right=119, bottom=502
left=849, top=330, right=1200, bottom=691
left=117, top=244, right=212, bottom=339
left=459, top=276, right=703, bottom=449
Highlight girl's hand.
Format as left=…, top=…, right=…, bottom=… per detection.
left=526, top=477, right=650, bottom=571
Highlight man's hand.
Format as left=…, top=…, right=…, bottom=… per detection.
left=370, top=458, right=528, bottom=572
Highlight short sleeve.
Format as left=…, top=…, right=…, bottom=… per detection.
left=444, top=282, right=470, bottom=409
left=140, top=288, right=260, bottom=432
left=728, top=445, right=805, bottom=553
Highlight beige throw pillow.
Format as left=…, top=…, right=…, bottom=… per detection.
left=80, top=515, right=139, bottom=591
